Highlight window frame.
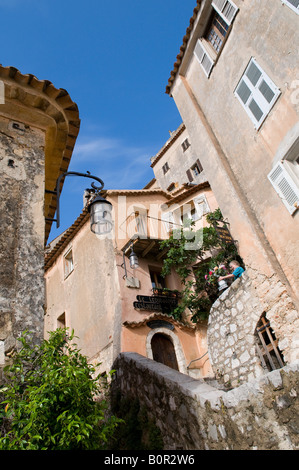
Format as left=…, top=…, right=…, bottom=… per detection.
left=149, top=267, right=167, bottom=290
left=64, top=248, right=74, bottom=279
left=193, top=0, right=239, bottom=78
left=234, top=58, right=281, bottom=130
left=162, top=162, right=170, bottom=175
left=181, top=138, right=191, bottom=152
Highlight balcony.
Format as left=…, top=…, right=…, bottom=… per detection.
left=121, top=211, right=170, bottom=261
left=133, top=288, right=181, bottom=315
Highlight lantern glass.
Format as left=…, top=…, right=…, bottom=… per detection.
left=89, top=197, right=113, bottom=235
left=129, top=250, right=139, bottom=269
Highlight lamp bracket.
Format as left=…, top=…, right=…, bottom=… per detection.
left=45, top=171, right=105, bottom=229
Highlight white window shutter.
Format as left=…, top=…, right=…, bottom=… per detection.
left=234, top=58, right=281, bottom=129
left=194, top=39, right=214, bottom=78
left=268, top=162, right=299, bottom=215
left=212, top=0, right=239, bottom=25
left=281, top=0, right=299, bottom=15
left=194, top=195, right=210, bottom=219
left=162, top=211, right=175, bottom=233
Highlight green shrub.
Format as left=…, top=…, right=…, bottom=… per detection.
left=0, top=328, right=121, bottom=450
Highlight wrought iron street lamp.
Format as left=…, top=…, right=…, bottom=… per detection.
left=46, top=171, right=113, bottom=235
left=129, top=244, right=139, bottom=269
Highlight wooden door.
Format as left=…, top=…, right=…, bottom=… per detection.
left=151, top=333, right=179, bottom=371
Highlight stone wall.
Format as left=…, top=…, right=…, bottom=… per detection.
left=207, top=272, right=299, bottom=387
left=112, top=352, right=299, bottom=450
left=0, top=116, right=45, bottom=376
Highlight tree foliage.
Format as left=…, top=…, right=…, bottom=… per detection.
left=159, top=208, right=242, bottom=323
left=0, top=328, right=121, bottom=450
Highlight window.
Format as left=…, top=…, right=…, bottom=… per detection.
left=135, top=210, right=148, bottom=237
left=149, top=267, right=167, bottom=290
left=64, top=248, right=74, bottom=279
left=235, top=58, right=281, bottom=129
left=182, top=138, right=190, bottom=152
left=167, top=182, right=176, bottom=192
left=281, top=0, right=299, bottom=14
left=206, top=11, right=229, bottom=54
left=57, top=312, right=66, bottom=329
left=193, top=0, right=238, bottom=77
left=186, top=160, right=203, bottom=182
left=181, top=207, right=201, bottom=223
left=255, top=314, right=285, bottom=371
left=162, top=162, right=169, bottom=174
left=179, top=196, right=210, bottom=225
left=191, top=163, right=202, bottom=177
left=193, top=195, right=210, bottom=219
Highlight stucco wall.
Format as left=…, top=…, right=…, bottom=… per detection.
left=0, top=116, right=45, bottom=372
left=168, top=0, right=299, bottom=372
left=151, top=125, right=207, bottom=191
left=171, top=0, right=299, bottom=301
left=112, top=352, right=299, bottom=450
left=44, top=222, right=122, bottom=374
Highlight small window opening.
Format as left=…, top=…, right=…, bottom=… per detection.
left=149, top=267, right=167, bottom=290
left=255, top=314, right=285, bottom=371
left=57, top=312, right=66, bottom=329
left=182, top=138, right=190, bottom=152
left=191, top=163, right=202, bottom=177
left=64, top=248, right=74, bottom=279
left=162, top=162, right=170, bottom=174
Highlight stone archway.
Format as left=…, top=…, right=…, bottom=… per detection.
left=151, top=333, right=179, bottom=370
left=146, top=327, right=187, bottom=374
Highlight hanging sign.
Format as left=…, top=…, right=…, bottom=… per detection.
left=133, top=294, right=178, bottom=311
left=213, top=222, right=234, bottom=245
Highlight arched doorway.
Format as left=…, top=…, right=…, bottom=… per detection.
left=151, top=333, right=179, bottom=371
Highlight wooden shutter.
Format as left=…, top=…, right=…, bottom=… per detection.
left=194, top=39, right=214, bottom=78
left=186, top=169, right=193, bottom=182
left=267, top=161, right=299, bottom=215
left=196, top=159, right=203, bottom=172
left=212, top=0, right=238, bottom=25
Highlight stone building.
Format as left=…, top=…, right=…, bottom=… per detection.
left=165, top=0, right=299, bottom=383
left=44, top=173, right=218, bottom=378
left=0, top=65, right=80, bottom=375
left=150, top=123, right=207, bottom=191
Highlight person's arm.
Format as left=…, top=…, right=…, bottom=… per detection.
left=218, top=273, right=234, bottom=281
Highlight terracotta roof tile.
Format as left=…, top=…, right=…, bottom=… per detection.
left=165, top=1, right=201, bottom=95
left=0, top=64, right=80, bottom=242
left=123, top=312, right=195, bottom=330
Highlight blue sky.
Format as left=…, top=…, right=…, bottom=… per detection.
left=0, top=0, right=196, bottom=241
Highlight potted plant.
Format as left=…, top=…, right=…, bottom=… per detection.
left=205, top=265, right=228, bottom=291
